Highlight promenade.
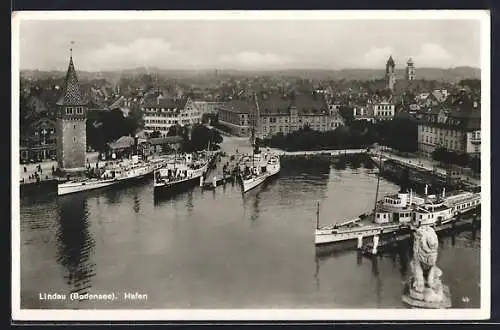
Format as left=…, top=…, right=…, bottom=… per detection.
left=19, top=152, right=101, bottom=184
left=371, top=148, right=480, bottom=187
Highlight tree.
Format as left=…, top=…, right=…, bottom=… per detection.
left=339, top=106, right=354, bottom=123
left=86, top=109, right=140, bottom=152
left=432, top=147, right=447, bottom=163
left=469, top=156, right=480, bottom=174
left=149, top=130, right=162, bottom=138
left=383, top=117, right=418, bottom=153
left=187, top=124, right=223, bottom=152
left=201, top=113, right=218, bottom=125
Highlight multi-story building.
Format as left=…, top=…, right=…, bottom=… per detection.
left=417, top=98, right=481, bottom=157
left=258, top=93, right=342, bottom=138
left=20, top=117, right=57, bottom=162
left=216, top=93, right=344, bottom=138
left=141, top=96, right=200, bottom=137
left=192, top=101, right=224, bottom=115
left=352, top=105, right=376, bottom=123
left=371, top=101, right=395, bottom=120
left=215, top=100, right=253, bottom=137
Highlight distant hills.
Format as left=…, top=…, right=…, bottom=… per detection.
left=20, top=66, right=480, bottom=83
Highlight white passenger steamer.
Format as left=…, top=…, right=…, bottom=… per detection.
left=58, top=155, right=156, bottom=196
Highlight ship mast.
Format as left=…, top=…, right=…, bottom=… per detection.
left=373, top=149, right=383, bottom=215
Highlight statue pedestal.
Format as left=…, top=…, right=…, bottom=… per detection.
left=402, top=282, right=452, bottom=309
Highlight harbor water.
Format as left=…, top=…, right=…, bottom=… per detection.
left=20, top=160, right=481, bottom=309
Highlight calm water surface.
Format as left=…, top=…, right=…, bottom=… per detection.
left=20, top=161, right=480, bottom=309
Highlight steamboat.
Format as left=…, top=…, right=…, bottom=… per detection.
left=58, top=155, right=156, bottom=196
left=240, top=152, right=281, bottom=193
left=153, top=152, right=210, bottom=195
left=315, top=187, right=481, bottom=245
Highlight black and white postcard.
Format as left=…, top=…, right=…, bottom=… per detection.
left=11, top=10, right=490, bottom=321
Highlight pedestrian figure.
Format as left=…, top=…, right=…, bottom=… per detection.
left=24, top=166, right=27, bottom=173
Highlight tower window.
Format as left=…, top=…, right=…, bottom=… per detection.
left=66, top=107, right=74, bottom=115
left=76, top=107, right=84, bottom=114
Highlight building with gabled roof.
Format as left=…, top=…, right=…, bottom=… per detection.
left=417, top=95, right=481, bottom=157
left=141, top=95, right=200, bottom=137
left=215, top=92, right=343, bottom=138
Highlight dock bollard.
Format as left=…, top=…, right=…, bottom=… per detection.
left=357, top=235, right=363, bottom=249
left=213, top=176, right=217, bottom=188
left=200, top=176, right=204, bottom=187
left=372, top=235, right=380, bottom=255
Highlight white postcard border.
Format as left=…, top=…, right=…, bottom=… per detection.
left=11, top=9, right=491, bottom=321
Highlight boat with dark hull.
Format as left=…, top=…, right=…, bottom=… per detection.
left=153, top=153, right=210, bottom=196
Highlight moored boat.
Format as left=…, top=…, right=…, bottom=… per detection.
left=153, top=153, right=209, bottom=195
left=315, top=187, right=481, bottom=245
left=315, top=190, right=424, bottom=245
left=240, top=152, right=281, bottom=193
left=58, top=158, right=156, bottom=196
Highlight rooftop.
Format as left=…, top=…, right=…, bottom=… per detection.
left=56, top=55, right=86, bottom=106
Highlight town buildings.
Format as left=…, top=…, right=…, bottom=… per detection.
left=371, top=100, right=396, bottom=120
left=258, top=93, right=338, bottom=138
left=417, top=96, right=481, bottom=157
left=55, top=49, right=88, bottom=171
left=20, top=117, right=57, bottom=162
left=352, top=105, right=375, bottom=123
left=215, top=99, right=253, bottom=137
left=192, top=101, right=224, bottom=115
left=141, top=95, right=201, bottom=137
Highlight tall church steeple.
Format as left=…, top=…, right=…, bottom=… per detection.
left=385, top=55, right=396, bottom=91
left=405, top=57, right=416, bottom=80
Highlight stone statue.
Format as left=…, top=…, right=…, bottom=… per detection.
left=402, top=225, right=451, bottom=308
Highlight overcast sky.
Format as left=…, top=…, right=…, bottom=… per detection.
left=18, top=18, right=481, bottom=71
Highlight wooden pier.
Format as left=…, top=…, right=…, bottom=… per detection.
left=359, top=213, right=480, bottom=257
left=201, top=152, right=241, bottom=190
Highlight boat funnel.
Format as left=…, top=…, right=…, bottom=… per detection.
left=442, top=187, right=446, bottom=198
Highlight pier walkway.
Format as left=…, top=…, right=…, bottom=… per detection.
left=370, top=151, right=480, bottom=188
left=360, top=213, right=480, bottom=257
left=202, top=152, right=241, bottom=189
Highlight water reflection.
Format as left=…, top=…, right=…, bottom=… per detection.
left=132, top=192, right=140, bottom=214
left=185, top=191, right=194, bottom=214
left=56, top=195, right=96, bottom=294
left=242, top=189, right=261, bottom=223
left=371, top=256, right=382, bottom=306
left=314, top=257, right=320, bottom=290
left=104, top=188, right=121, bottom=205
left=357, top=250, right=363, bottom=266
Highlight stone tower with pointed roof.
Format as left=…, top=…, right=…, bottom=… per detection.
left=405, top=57, right=416, bottom=80
left=385, top=55, right=396, bottom=91
left=55, top=46, right=88, bottom=171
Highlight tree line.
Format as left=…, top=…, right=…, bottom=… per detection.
left=261, top=116, right=418, bottom=153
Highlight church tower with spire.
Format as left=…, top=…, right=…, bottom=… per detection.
left=385, top=55, right=396, bottom=91
left=405, top=57, right=416, bottom=80
left=56, top=43, right=88, bottom=172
